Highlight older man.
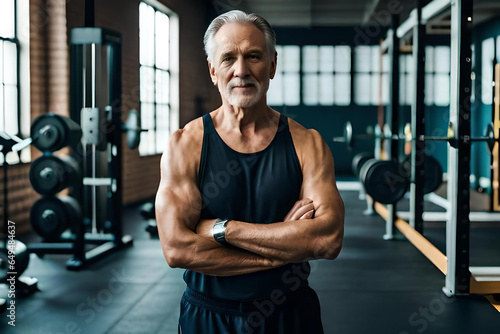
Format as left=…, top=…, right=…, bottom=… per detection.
left=155, top=10, right=344, bottom=334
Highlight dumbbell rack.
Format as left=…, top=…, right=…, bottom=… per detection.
left=27, top=27, right=133, bottom=270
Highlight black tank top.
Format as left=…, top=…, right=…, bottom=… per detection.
left=183, top=113, right=310, bottom=301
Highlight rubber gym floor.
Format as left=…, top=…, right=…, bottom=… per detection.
left=2, top=186, right=500, bottom=334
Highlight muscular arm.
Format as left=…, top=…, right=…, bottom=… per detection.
left=155, top=123, right=284, bottom=276
left=197, top=125, right=344, bottom=263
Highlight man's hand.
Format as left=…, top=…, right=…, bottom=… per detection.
left=283, top=198, right=315, bottom=221
left=195, top=218, right=216, bottom=241
left=195, top=198, right=315, bottom=243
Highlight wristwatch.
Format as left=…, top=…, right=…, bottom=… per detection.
left=212, top=218, right=230, bottom=245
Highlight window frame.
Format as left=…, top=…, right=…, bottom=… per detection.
left=138, top=0, right=179, bottom=156
left=268, top=44, right=353, bottom=107
left=0, top=0, right=21, bottom=137
left=0, top=0, right=30, bottom=165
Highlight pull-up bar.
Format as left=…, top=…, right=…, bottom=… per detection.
left=396, top=0, right=452, bottom=38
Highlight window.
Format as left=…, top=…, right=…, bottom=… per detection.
left=302, top=45, right=351, bottom=106
left=394, top=46, right=451, bottom=107
left=268, top=44, right=450, bottom=108
left=399, top=53, right=414, bottom=106
left=267, top=44, right=352, bottom=107
left=425, top=46, right=450, bottom=106
left=354, top=45, right=388, bottom=106
left=0, top=0, right=30, bottom=164
left=482, top=37, right=495, bottom=105
left=268, top=45, right=300, bottom=106
left=139, top=1, right=179, bottom=156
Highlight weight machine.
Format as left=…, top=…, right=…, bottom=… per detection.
left=26, top=27, right=136, bottom=270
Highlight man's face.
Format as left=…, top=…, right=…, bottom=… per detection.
left=209, top=23, right=276, bottom=108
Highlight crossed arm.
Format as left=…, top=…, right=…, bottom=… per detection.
left=155, top=123, right=344, bottom=276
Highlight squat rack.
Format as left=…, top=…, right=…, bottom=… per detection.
left=378, top=0, right=500, bottom=299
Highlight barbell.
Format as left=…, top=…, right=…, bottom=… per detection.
left=352, top=152, right=444, bottom=204
left=334, top=121, right=497, bottom=153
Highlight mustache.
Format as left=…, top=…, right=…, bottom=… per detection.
left=228, top=78, right=259, bottom=89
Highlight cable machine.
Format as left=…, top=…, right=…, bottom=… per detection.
left=26, top=27, right=134, bottom=270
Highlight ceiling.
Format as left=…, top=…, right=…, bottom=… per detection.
left=212, top=0, right=500, bottom=28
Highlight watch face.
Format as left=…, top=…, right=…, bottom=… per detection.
left=213, top=219, right=227, bottom=244
left=213, top=223, right=225, bottom=234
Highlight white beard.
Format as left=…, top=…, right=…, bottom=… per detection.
left=224, top=78, right=269, bottom=108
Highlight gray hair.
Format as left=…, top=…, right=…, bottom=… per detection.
left=203, top=10, right=277, bottom=63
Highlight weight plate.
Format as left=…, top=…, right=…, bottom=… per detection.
left=352, top=152, right=374, bottom=177
left=30, top=196, right=81, bottom=241
left=126, top=109, right=141, bottom=150
left=29, top=155, right=81, bottom=196
left=31, top=113, right=82, bottom=152
left=361, top=159, right=409, bottom=204
left=345, top=121, right=353, bottom=150
left=401, top=155, right=443, bottom=194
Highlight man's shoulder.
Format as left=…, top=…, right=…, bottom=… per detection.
left=287, top=117, right=330, bottom=168
left=171, top=116, right=204, bottom=144
left=287, top=118, right=323, bottom=144
left=166, top=115, right=208, bottom=158
left=160, top=116, right=206, bottom=174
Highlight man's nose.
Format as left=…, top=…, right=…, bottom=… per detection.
left=233, top=56, right=249, bottom=77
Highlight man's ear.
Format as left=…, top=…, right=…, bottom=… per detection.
left=208, top=59, right=217, bottom=86
left=270, top=51, right=277, bottom=79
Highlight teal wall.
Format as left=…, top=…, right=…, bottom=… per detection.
left=423, top=106, right=450, bottom=173
left=392, top=105, right=449, bottom=174
left=272, top=27, right=382, bottom=175
left=470, top=18, right=500, bottom=191
left=273, top=105, right=378, bottom=174
left=272, top=27, right=451, bottom=175
left=273, top=19, right=500, bottom=179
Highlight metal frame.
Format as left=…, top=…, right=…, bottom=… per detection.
left=444, top=0, right=472, bottom=296
left=492, top=64, right=500, bottom=211
left=383, top=15, right=401, bottom=240
left=410, top=0, right=426, bottom=234
left=379, top=0, right=500, bottom=297
left=27, top=27, right=133, bottom=270
left=397, top=0, right=451, bottom=39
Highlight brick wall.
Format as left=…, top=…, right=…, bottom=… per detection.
left=3, top=0, right=221, bottom=235
left=0, top=0, right=68, bottom=234
left=0, top=163, right=38, bottom=235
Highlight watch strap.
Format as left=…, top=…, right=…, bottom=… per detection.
left=212, top=218, right=229, bottom=245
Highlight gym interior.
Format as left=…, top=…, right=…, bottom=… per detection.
left=1, top=0, right=500, bottom=333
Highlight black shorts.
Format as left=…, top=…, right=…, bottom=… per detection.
left=178, top=286, right=324, bottom=334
